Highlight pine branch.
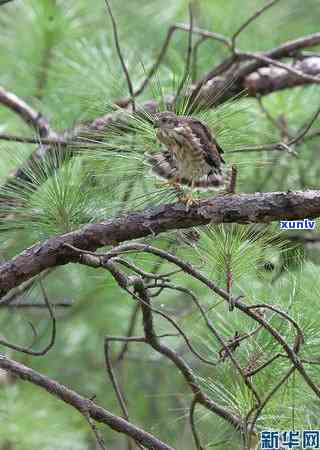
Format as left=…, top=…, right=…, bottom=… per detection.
left=0, top=189, right=319, bottom=297
left=1, top=34, right=320, bottom=214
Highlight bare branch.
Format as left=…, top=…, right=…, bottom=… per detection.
left=104, top=0, right=136, bottom=112
left=0, top=133, right=73, bottom=146
left=174, top=23, right=231, bottom=49
left=115, top=303, right=140, bottom=362
left=0, top=281, right=56, bottom=356
left=189, top=396, right=204, bottom=450
left=0, top=268, right=53, bottom=307
left=244, top=56, right=320, bottom=96
left=104, top=340, right=130, bottom=420
left=289, top=104, right=320, bottom=146
left=104, top=340, right=143, bottom=450
left=174, top=3, right=194, bottom=103
left=130, top=279, right=242, bottom=429
left=240, top=51, right=320, bottom=84
left=231, top=0, right=281, bottom=50
left=0, top=86, right=50, bottom=135
left=0, top=354, right=173, bottom=450
left=134, top=23, right=230, bottom=98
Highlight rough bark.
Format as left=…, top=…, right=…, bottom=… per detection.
left=0, top=189, right=319, bottom=297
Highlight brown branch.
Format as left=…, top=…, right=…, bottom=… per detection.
left=104, top=340, right=142, bottom=450
left=130, top=279, right=242, bottom=429
left=115, top=303, right=140, bottom=362
left=288, top=104, right=320, bottom=146
left=189, top=396, right=204, bottom=450
left=104, top=0, right=136, bottom=112
left=231, top=0, right=281, bottom=51
left=96, top=265, right=242, bottom=429
left=0, top=354, right=173, bottom=450
left=174, top=23, right=231, bottom=49
left=99, top=243, right=320, bottom=401
left=174, top=3, right=194, bottom=104
left=0, top=281, right=56, bottom=356
left=244, top=56, right=320, bottom=96
left=64, top=242, right=320, bottom=441
left=1, top=41, right=320, bottom=208
left=0, top=268, right=53, bottom=307
left=0, top=133, right=76, bottom=146
left=194, top=35, right=320, bottom=106
left=1, top=189, right=320, bottom=297
left=134, top=23, right=230, bottom=98
left=0, top=86, right=51, bottom=136
left=242, top=52, right=320, bottom=84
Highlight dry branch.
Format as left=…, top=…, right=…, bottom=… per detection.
left=0, top=354, right=173, bottom=450
left=245, top=57, right=320, bottom=95
left=0, top=86, right=51, bottom=136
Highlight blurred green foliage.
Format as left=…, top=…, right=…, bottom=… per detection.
left=0, top=1, right=320, bottom=449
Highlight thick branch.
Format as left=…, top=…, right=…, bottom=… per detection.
left=245, top=57, right=320, bottom=95
left=0, top=190, right=319, bottom=296
left=0, top=355, right=172, bottom=450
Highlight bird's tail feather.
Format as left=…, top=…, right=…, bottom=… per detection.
left=146, top=152, right=229, bottom=190
left=146, top=153, right=177, bottom=180
left=191, top=168, right=228, bottom=190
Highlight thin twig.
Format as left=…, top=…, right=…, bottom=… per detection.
left=130, top=278, right=241, bottom=429
left=189, top=395, right=204, bottom=450
left=231, top=0, right=281, bottom=51
left=104, top=339, right=143, bottom=450
left=0, top=300, right=72, bottom=309
left=115, top=303, right=140, bottom=362
left=192, top=36, right=207, bottom=82
left=85, top=416, right=108, bottom=450
left=0, top=281, right=56, bottom=356
left=104, top=0, right=136, bottom=112
left=105, top=337, right=130, bottom=421
left=135, top=23, right=230, bottom=98
left=0, top=268, right=53, bottom=307
left=134, top=26, right=177, bottom=97
left=257, top=96, right=291, bottom=136
left=289, top=105, right=320, bottom=145
left=248, top=366, right=295, bottom=437
left=174, top=2, right=194, bottom=105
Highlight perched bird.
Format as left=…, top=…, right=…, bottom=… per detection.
left=148, top=111, right=227, bottom=206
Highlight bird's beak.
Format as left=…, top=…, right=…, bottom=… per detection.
left=153, top=119, right=160, bottom=129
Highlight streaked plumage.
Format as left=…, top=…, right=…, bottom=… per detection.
left=149, top=111, right=227, bottom=190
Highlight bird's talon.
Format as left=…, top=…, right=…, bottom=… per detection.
left=180, top=194, right=200, bottom=209
left=157, top=178, right=181, bottom=190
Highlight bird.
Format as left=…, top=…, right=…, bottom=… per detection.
left=148, top=111, right=227, bottom=206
